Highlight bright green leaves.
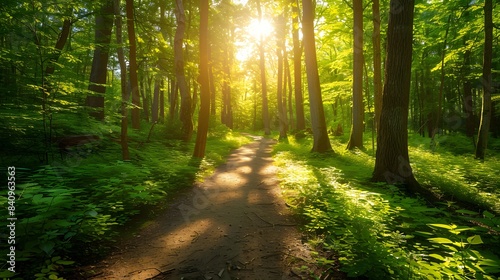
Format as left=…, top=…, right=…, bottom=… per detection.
left=274, top=136, right=500, bottom=279
left=467, top=235, right=483, bottom=245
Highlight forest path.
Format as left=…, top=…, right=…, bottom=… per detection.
left=89, top=135, right=313, bottom=280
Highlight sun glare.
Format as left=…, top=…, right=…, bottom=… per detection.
left=246, top=18, right=274, bottom=40
left=235, top=18, right=274, bottom=62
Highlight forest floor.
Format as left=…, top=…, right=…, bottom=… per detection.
left=84, top=135, right=318, bottom=280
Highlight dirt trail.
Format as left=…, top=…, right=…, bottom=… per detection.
left=89, top=135, right=313, bottom=280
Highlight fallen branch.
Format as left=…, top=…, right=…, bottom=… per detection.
left=252, top=212, right=297, bottom=227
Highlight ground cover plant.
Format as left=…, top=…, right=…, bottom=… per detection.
left=273, top=133, right=500, bottom=279
left=0, top=122, right=250, bottom=279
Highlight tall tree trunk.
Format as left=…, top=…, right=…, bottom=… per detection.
left=159, top=80, right=165, bottom=122
left=431, top=15, right=451, bottom=144
left=463, top=49, right=474, bottom=137
left=209, top=48, right=216, bottom=116
left=372, top=0, right=382, bottom=133
left=169, top=81, right=178, bottom=121
left=114, top=0, right=129, bottom=160
left=193, top=0, right=210, bottom=158
left=38, top=14, right=72, bottom=163
left=372, top=0, right=421, bottom=192
left=192, top=77, right=198, bottom=116
left=475, top=0, right=493, bottom=160
left=86, top=0, right=114, bottom=121
left=285, top=49, right=294, bottom=130
left=152, top=76, right=160, bottom=123
left=174, top=0, right=193, bottom=141
left=45, top=19, right=71, bottom=77
left=139, top=72, right=150, bottom=122
left=125, top=0, right=140, bottom=129
left=221, top=44, right=233, bottom=129
left=347, top=0, right=364, bottom=150
left=256, top=0, right=270, bottom=135
left=292, top=0, right=305, bottom=132
left=276, top=15, right=288, bottom=141
left=302, top=0, right=332, bottom=153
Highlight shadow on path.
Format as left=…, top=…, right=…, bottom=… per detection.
left=90, top=136, right=312, bottom=280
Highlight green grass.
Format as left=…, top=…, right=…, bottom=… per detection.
left=0, top=123, right=251, bottom=279
left=273, top=133, right=500, bottom=279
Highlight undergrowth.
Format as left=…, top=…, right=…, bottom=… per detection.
left=274, top=134, right=500, bottom=279
left=0, top=121, right=250, bottom=279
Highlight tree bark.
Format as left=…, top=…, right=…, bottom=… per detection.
left=431, top=15, right=451, bottom=144
left=372, top=0, right=382, bottom=133
left=292, top=0, right=306, bottom=132
left=125, top=0, right=140, bottom=129
left=302, top=0, right=332, bottom=153
left=193, top=0, right=210, bottom=158
left=256, top=0, right=271, bottom=135
left=114, top=0, right=129, bottom=160
left=169, top=81, right=178, bottom=121
left=152, top=77, right=160, bottom=123
left=285, top=48, right=294, bottom=130
left=86, top=0, right=114, bottom=121
left=159, top=80, right=165, bottom=122
left=276, top=15, right=288, bottom=141
left=347, top=0, right=364, bottom=150
left=221, top=44, right=233, bottom=129
left=462, top=48, right=474, bottom=137
left=372, top=0, right=420, bottom=192
left=475, top=0, right=493, bottom=160
left=174, top=0, right=193, bottom=141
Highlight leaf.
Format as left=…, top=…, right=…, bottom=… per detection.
left=428, top=237, right=454, bottom=244
left=55, top=260, right=74, bottom=265
left=429, top=253, right=445, bottom=261
left=40, top=241, right=55, bottom=255
left=455, top=209, right=478, bottom=215
left=467, top=235, right=483, bottom=245
left=428, top=223, right=456, bottom=230
left=86, top=210, right=98, bottom=217
left=483, top=211, right=495, bottom=219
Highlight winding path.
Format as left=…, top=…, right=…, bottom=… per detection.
left=89, top=135, right=312, bottom=280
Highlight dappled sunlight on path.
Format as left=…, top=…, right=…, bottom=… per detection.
left=89, top=136, right=312, bottom=280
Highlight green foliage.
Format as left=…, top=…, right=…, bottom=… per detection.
left=274, top=135, right=500, bottom=279
left=408, top=133, right=500, bottom=213
left=0, top=124, right=250, bottom=278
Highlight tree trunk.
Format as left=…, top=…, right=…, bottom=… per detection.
left=209, top=47, right=216, bottom=116
left=193, top=0, right=210, bottom=158
left=292, top=0, right=306, bottom=132
left=347, top=0, right=364, bottom=150
left=372, top=0, right=382, bottom=133
left=302, top=0, right=332, bottom=153
left=45, top=19, right=71, bottom=77
left=431, top=15, right=451, bottom=144
left=221, top=44, right=233, bottom=129
left=152, top=77, right=160, bottom=123
left=475, top=0, right=493, bottom=160
left=372, top=0, right=421, bottom=192
left=285, top=49, right=294, bottom=130
left=140, top=73, right=150, bottom=123
left=462, top=49, right=474, bottom=137
left=86, top=0, right=114, bottom=121
left=174, top=0, right=193, bottom=141
left=125, top=0, right=140, bottom=129
left=276, top=15, right=288, bottom=141
left=169, top=81, right=178, bottom=121
left=256, top=0, right=270, bottom=135
left=159, top=80, right=165, bottom=122
left=114, top=0, right=129, bottom=160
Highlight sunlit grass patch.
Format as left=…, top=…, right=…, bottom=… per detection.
left=274, top=135, right=500, bottom=279
left=408, top=134, right=500, bottom=213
